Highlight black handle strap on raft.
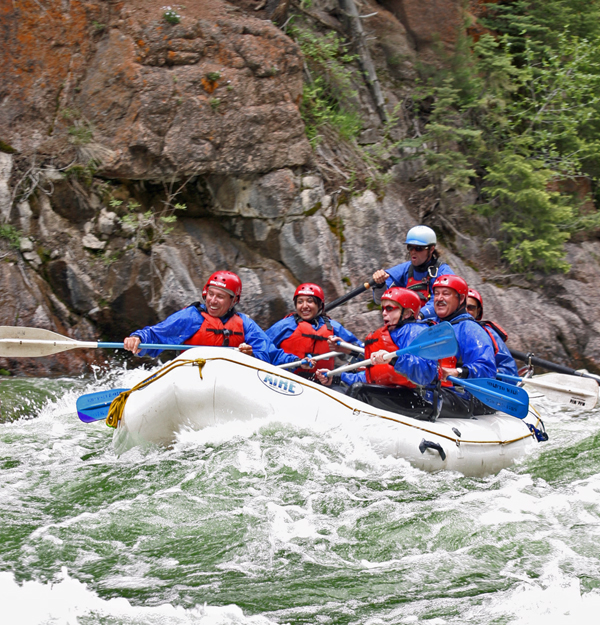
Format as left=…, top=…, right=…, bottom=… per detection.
left=510, top=349, right=600, bottom=384
left=419, top=439, right=447, bottom=461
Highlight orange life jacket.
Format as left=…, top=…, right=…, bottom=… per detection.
left=364, top=326, right=415, bottom=387
left=184, top=312, right=245, bottom=347
left=279, top=316, right=334, bottom=374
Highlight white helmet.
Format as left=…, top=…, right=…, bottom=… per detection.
left=405, top=225, right=436, bottom=246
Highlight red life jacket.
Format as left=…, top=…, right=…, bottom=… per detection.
left=184, top=312, right=245, bottom=347
left=364, top=326, right=415, bottom=387
left=405, top=259, right=441, bottom=303
left=280, top=316, right=334, bottom=374
left=479, top=320, right=509, bottom=343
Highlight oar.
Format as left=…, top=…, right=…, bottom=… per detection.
left=324, top=322, right=458, bottom=376
left=0, top=326, right=197, bottom=358
left=76, top=388, right=129, bottom=423
left=446, top=376, right=529, bottom=419
left=510, top=349, right=600, bottom=384
left=333, top=340, right=365, bottom=354
left=278, top=351, right=345, bottom=370
left=498, top=372, right=598, bottom=410
left=324, top=278, right=376, bottom=313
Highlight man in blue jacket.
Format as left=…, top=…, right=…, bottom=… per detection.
left=372, top=225, right=455, bottom=319
left=466, top=288, right=518, bottom=376
left=123, top=270, right=295, bottom=365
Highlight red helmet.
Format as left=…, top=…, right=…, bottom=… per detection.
left=381, top=287, right=422, bottom=317
left=202, top=271, right=242, bottom=304
left=467, top=288, right=483, bottom=320
left=432, top=274, right=468, bottom=298
left=293, top=283, right=325, bottom=306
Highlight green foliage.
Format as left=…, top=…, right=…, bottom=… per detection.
left=403, top=9, right=600, bottom=273
left=162, top=7, right=181, bottom=25
left=110, top=197, right=186, bottom=250
left=0, top=224, right=21, bottom=249
left=206, top=71, right=221, bottom=82
left=287, top=24, right=362, bottom=145
left=210, top=98, right=221, bottom=112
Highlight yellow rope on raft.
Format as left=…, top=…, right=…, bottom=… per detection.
left=106, top=358, right=206, bottom=428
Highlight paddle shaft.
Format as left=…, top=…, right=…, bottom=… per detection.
left=0, top=338, right=197, bottom=352
left=510, top=349, right=600, bottom=384
left=324, top=278, right=377, bottom=313
left=334, top=340, right=365, bottom=354
left=278, top=351, right=345, bottom=370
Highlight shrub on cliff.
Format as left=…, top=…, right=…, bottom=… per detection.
left=404, top=3, right=600, bottom=274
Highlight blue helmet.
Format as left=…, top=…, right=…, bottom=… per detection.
left=406, top=225, right=436, bottom=246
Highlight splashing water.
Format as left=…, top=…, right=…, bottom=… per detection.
left=1, top=365, right=600, bottom=624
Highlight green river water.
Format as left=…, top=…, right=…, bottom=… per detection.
left=1, top=365, right=600, bottom=624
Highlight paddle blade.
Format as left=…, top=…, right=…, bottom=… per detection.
left=76, top=388, right=129, bottom=423
left=0, top=326, right=86, bottom=357
left=449, top=376, right=529, bottom=419
left=399, top=322, right=458, bottom=360
left=523, top=373, right=598, bottom=410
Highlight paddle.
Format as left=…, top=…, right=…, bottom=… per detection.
left=324, top=278, right=377, bottom=313
left=324, top=322, right=458, bottom=376
left=446, top=376, right=529, bottom=419
left=497, top=372, right=599, bottom=410
left=0, top=326, right=198, bottom=358
left=278, top=351, right=345, bottom=370
left=333, top=340, right=365, bottom=355
left=76, top=388, right=130, bottom=423
left=510, top=349, right=600, bottom=384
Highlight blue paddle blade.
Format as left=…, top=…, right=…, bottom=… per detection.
left=447, top=376, right=529, bottom=419
left=397, top=321, right=458, bottom=360
left=76, top=388, right=129, bottom=423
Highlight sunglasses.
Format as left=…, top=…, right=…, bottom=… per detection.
left=466, top=304, right=479, bottom=312
left=382, top=305, right=400, bottom=312
left=407, top=245, right=429, bottom=252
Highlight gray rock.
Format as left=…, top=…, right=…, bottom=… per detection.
left=20, top=237, right=34, bottom=253
left=0, top=153, right=12, bottom=223
left=97, top=209, right=118, bottom=236
left=82, top=233, right=106, bottom=251
left=279, top=215, right=344, bottom=301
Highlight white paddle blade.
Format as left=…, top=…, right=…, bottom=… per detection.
left=0, top=326, right=97, bottom=357
left=523, top=373, right=599, bottom=410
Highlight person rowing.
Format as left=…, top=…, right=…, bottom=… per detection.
left=316, top=287, right=429, bottom=388
left=123, top=270, right=288, bottom=363
left=371, top=225, right=455, bottom=319
left=429, top=274, right=497, bottom=415
left=266, top=283, right=363, bottom=377
left=466, top=288, right=518, bottom=377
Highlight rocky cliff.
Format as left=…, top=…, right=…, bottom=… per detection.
left=2, top=0, right=600, bottom=376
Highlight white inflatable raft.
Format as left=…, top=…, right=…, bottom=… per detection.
left=112, top=346, right=545, bottom=477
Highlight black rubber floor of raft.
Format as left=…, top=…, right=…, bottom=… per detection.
left=345, top=383, right=495, bottom=421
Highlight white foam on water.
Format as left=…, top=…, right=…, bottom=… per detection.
left=0, top=568, right=280, bottom=625
left=486, top=560, right=600, bottom=624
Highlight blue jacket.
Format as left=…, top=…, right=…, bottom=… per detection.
left=266, top=315, right=363, bottom=366
left=485, top=325, right=519, bottom=376
left=342, top=321, right=434, bottom=386
left=428, top=312, right=497, bottom=400
left=131, top=304, right=294, bottom=364
left=375, top=260, right=454, bottom=319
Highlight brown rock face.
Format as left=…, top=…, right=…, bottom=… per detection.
left=376, top=0, right=463, bottom=52
left=1, top=0, right=311, bottom=179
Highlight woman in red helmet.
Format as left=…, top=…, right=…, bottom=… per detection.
left=265, top=283, right=362, bottom=377
left=466, top=288, right=518, bottom=376
left=123, top=270, right=280, bottom=363
left=317, top=287, right=435, bottom=388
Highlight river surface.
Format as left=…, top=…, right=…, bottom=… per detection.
left=1, top=363, right=600, bottom=624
